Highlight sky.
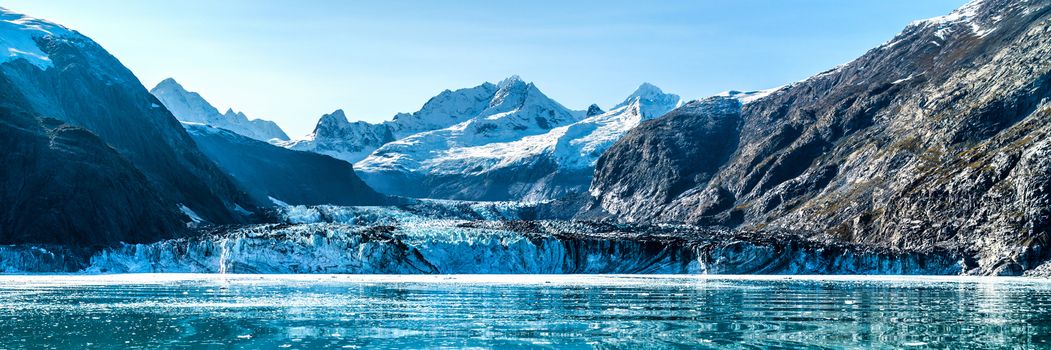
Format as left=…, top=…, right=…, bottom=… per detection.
left=3, top=0, right=966, bottom=137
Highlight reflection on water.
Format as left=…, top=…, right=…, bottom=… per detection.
left=0, top=275, right=1049, bottom=349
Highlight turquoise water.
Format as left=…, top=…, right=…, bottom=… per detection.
left=1, top=275, right=1050, bottom=349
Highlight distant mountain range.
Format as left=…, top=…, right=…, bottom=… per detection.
left=151, top=78, right=289, bottom=142
left=281, top=76, right=687, bottom=201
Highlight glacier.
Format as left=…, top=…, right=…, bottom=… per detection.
left=0, top=201, right=964, bottom=275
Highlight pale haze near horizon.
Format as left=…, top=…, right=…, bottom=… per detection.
left=3, top=0, right=965, bottom=137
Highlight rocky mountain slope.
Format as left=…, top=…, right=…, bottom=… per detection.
left=151, top=78, right=288, bottom=142
left=0, top=7, right=259, bottom=245
left=587, top=0, right=1051, bottom=275
left=185, top=123, right=388, bottom=206
left=0, top=106, right=183, bottom=246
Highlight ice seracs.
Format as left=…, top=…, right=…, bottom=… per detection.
left=150, top=78, right=289, bottom=142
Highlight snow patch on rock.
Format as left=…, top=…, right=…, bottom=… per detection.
left=0, top=7, right=75, bottom=69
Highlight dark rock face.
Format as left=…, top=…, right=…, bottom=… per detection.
left=0, top=19, right=259, bottom=245
left=185, top=124, right=388, bottom=206
left=0, top=106, right=182, bottom=246
left=587, top=0, right=1051, bottom=275
left=585, top=104, right=605, bottom=117
left=586, top=97, right=743, bottom=222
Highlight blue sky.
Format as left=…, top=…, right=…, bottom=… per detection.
left=4, top=0, right=965, bottom=137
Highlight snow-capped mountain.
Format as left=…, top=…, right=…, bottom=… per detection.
left=0, top=7, right=259, bottom=246
left=282, top=75, right=686, bottom=201
left=151, top=78, right=289, bottom=142
left=278, top=109, right=395, bottom=163
left=353, top=82, right=683, bottom=200
left=281, top=76, right=577, bottom=164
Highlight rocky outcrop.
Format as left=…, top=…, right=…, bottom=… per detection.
left=587, top=0, right=1051, bottom=275
left=185, top=123, right=388, bottom=206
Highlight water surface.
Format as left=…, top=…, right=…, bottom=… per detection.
left=1, top=274, right=1050, bottom=349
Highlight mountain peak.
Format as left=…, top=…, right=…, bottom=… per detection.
left=613, top=83, right=682, bottom=117
left=586, top=104, right=605, bottom=117
left=497, top=75, right=524, bottom=88
left=321, top=109, right=348, bottom=122
left=151, top=77, right=289, bottom=141
left=911, top=0, right=984, bottom=27
left=314, top=109, right=350, bottom=131
left=634, top=82, right=663, bottom=95
left=150, top=78, right=192, bottom=97
left=155, top=77, right=182, bottom=88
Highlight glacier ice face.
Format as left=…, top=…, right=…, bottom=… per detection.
left=273, top=199, right=552, bottom=225
left=0, top=201, right=966, bottom=275
left=22, top=222, right=961, bottom=275
left=0, top=245, right=85, bottom=273
left=79, top=221, right=705, bottom=274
